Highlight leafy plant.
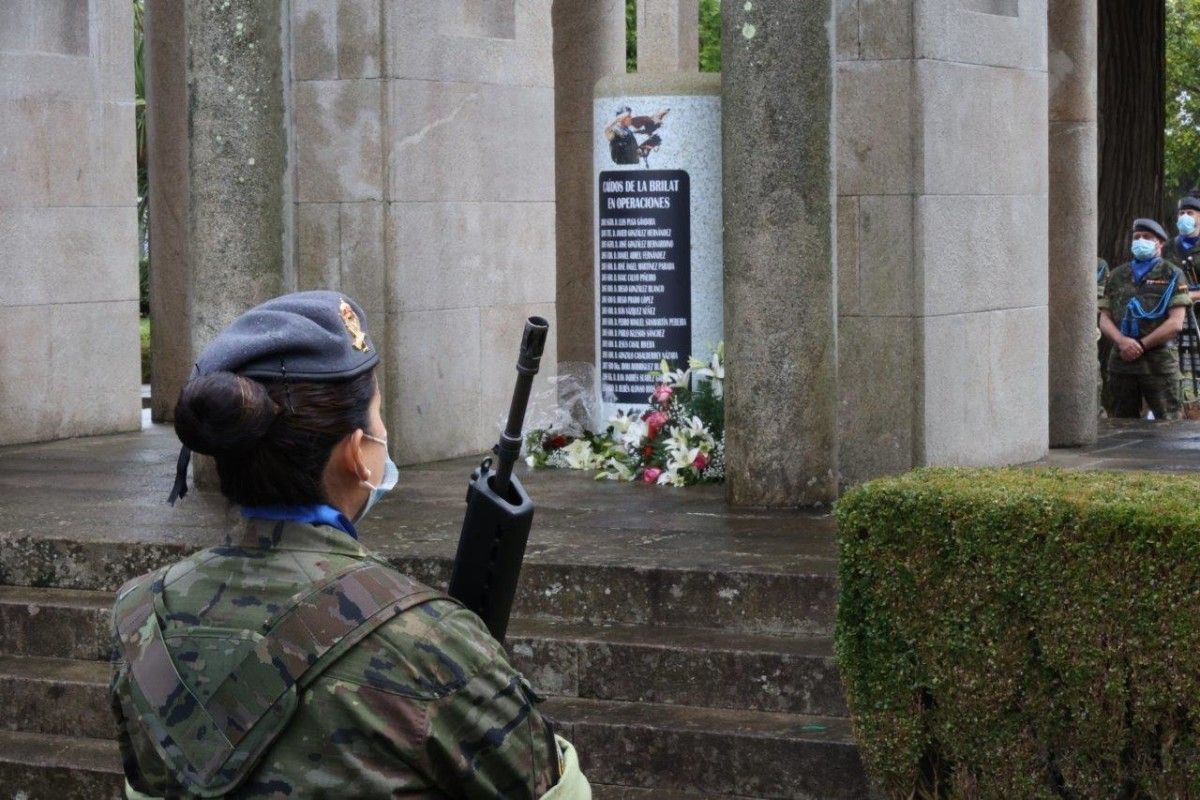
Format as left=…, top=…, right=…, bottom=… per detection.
left=837, top=468, right=1200, bottom=798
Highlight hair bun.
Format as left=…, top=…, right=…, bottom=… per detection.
left=173, top=372, right=281, bottom=457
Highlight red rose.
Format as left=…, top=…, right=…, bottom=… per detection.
left=645, top=410, right=669, bottom=439
left=547, top=434, right=569, bottom=450
left=693, top=452, right=709, bottom=471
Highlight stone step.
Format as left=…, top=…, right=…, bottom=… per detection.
left=545, top=697, right=872, bottom=800
left=0, top=529, right=838, bottom=636
left=0, top=440, right=841, bottom=637
left=0, top=586, right=847, bottom=717
left=0, top=585, right=113, bottom=661
left=0, top=658, right=869, bottom=800
left=0, top=729, right=123, bottom=800
left=507, top=619, right=846, bottom=717
left=0, top=655, right=115, bottom=739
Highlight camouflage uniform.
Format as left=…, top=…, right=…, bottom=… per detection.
left=1098, top=258, right=1193, bottom=420
left=110, top=518, right=561, bottom=799
left=1166, top=236, right=1200, bottom=381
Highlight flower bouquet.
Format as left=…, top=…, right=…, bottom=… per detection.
left=525, top=344, right=725, bottom=486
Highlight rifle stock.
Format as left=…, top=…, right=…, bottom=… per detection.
left=447, top=317, right=549, bottom=642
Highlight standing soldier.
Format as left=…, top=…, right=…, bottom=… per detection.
left=1167, top=196, right=1200, bottom=295
left=1097, top=220, right=1192, bottom=420
left=110, top=292, right=589, bottom=799
left=1167, top=197, right=1200, bottom=390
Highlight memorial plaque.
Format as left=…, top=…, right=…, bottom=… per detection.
left=597, top=170, right=691, bottom=405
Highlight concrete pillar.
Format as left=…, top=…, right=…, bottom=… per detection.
left=554, top=0, right=627, bottom=367
left=1048, top=0, right=1098, bottom=446
left=834, top=0, right=1050, bottom=483
left=637, top=0, right=699, bottom=73
left=0, top=0, right=141, bottom=446
left=723, top=2, right=838, bottom=507
left=185, top=0, right=287, bottom=351
left=145, top=0, right=191, bottom=422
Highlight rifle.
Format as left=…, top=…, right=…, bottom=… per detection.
left=447, top=316, right=549, bottom=642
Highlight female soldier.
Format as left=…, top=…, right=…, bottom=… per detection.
left=109, top=291, right=588, bottom=799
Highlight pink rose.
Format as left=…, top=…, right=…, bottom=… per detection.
left=652, top=384, right=673, bottom=405
left=642, top=467, right=662, bottom=483
left=645, top=410, right=670, bottom=439
left=693, top=452, right=709, bottom=471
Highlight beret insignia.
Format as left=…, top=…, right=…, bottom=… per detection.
left=340, top=299, right=370, bottom=352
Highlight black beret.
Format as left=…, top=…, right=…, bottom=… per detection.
left=1180, top=197, right=1200, bottom=213
left=194, top=291, right=379, bottom=381
left=1132, top=218, right=1169, bottom=243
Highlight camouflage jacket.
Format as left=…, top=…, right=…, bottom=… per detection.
left=110, top=518, right=560, bottom=799
left=1166, top=236, right=1200, bottom=287
left=1098, top=258, right=1192, bottom=375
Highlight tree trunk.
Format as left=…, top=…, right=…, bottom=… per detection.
left=1098, top=0, right=1166, bottom=269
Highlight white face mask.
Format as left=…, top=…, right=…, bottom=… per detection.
left=355, top=433, right=398, bottom=522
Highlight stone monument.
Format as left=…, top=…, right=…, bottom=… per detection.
left=593, top=73, right=722, bottom=420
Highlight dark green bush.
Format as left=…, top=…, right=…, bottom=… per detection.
left=836, top=468, right=1200, bottom=799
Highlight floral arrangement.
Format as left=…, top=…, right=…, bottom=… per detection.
left=525, top=344, right=725, bottom=486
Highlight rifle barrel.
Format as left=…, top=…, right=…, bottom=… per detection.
left=492, top=316, right=549, bottom=497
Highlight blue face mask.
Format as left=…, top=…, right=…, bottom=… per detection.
left=355, top=433, right=398, bottom=523
left=1179, top=214, right=1198, bottom=238
left=1131, top=239, right=1158, bottom=262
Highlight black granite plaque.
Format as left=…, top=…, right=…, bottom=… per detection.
left=597, top=169, right=691, bottom=405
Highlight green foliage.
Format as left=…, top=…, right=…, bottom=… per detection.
left=626, top=0, right=637, bottom=72
left=625, top=0, right=721, bottom=73
left=699, top=0, right=721, bottom=73
left=1167, top=0, right=1200, bottom=197
left=836, top=468, right=1200, bottom=798
left=139, top=316, right=151, bottom=384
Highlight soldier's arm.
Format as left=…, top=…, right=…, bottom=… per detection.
left=109, top=640, right=179, bottom=798
left=1139, top=306, right=1187, bottom=349
left=418, top=607, right=560, bottom=799
left=322, top=601, right=562, bottom=799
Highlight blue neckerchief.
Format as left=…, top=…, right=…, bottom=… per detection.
left=1120, top=268, right=1179, bottom=338
left=239, top=504, right=358, bottom=539
left=1178, top=235, right=1199, bottom=254
left=1130, top=256, right=1162, bottom=284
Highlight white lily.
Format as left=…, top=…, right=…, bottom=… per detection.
left=602, top=457, right=636, bottom=481
left=688, top=343, right=724, bottom=395
left=657, top=358, right=691, bottom=389
left=561, top=438, right=604, bottom=470
left=680, top=415, right=710, bottom=441
left=619, top=419, right=648, bottom=449
left=608, top=409, right=635, bottom=435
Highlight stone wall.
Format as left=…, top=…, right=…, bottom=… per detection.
left=834, top=0, right=1049, bottom=482
left=0, top=0, right=141, bottom=446
left=289, top=0, right=558, bottom=465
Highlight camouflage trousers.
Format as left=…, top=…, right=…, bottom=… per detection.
left=1107, top=371, right=1183, bottom=420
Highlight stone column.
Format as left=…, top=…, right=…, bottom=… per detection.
left=637, top=0, right=699, bottom=73
left=554, top=0, right=627, bottom=366
left=723, top=1, right=838, bottom=507
left=185, top=0, right=287, bottom=351
left=145, top=0, right=191, bottom=421
left=185, top=0, right=288, bottom=488
left=1048, top=0, right=1098, bottom=446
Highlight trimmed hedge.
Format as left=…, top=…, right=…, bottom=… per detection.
left=836, top=468, right=1200, bottom=799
